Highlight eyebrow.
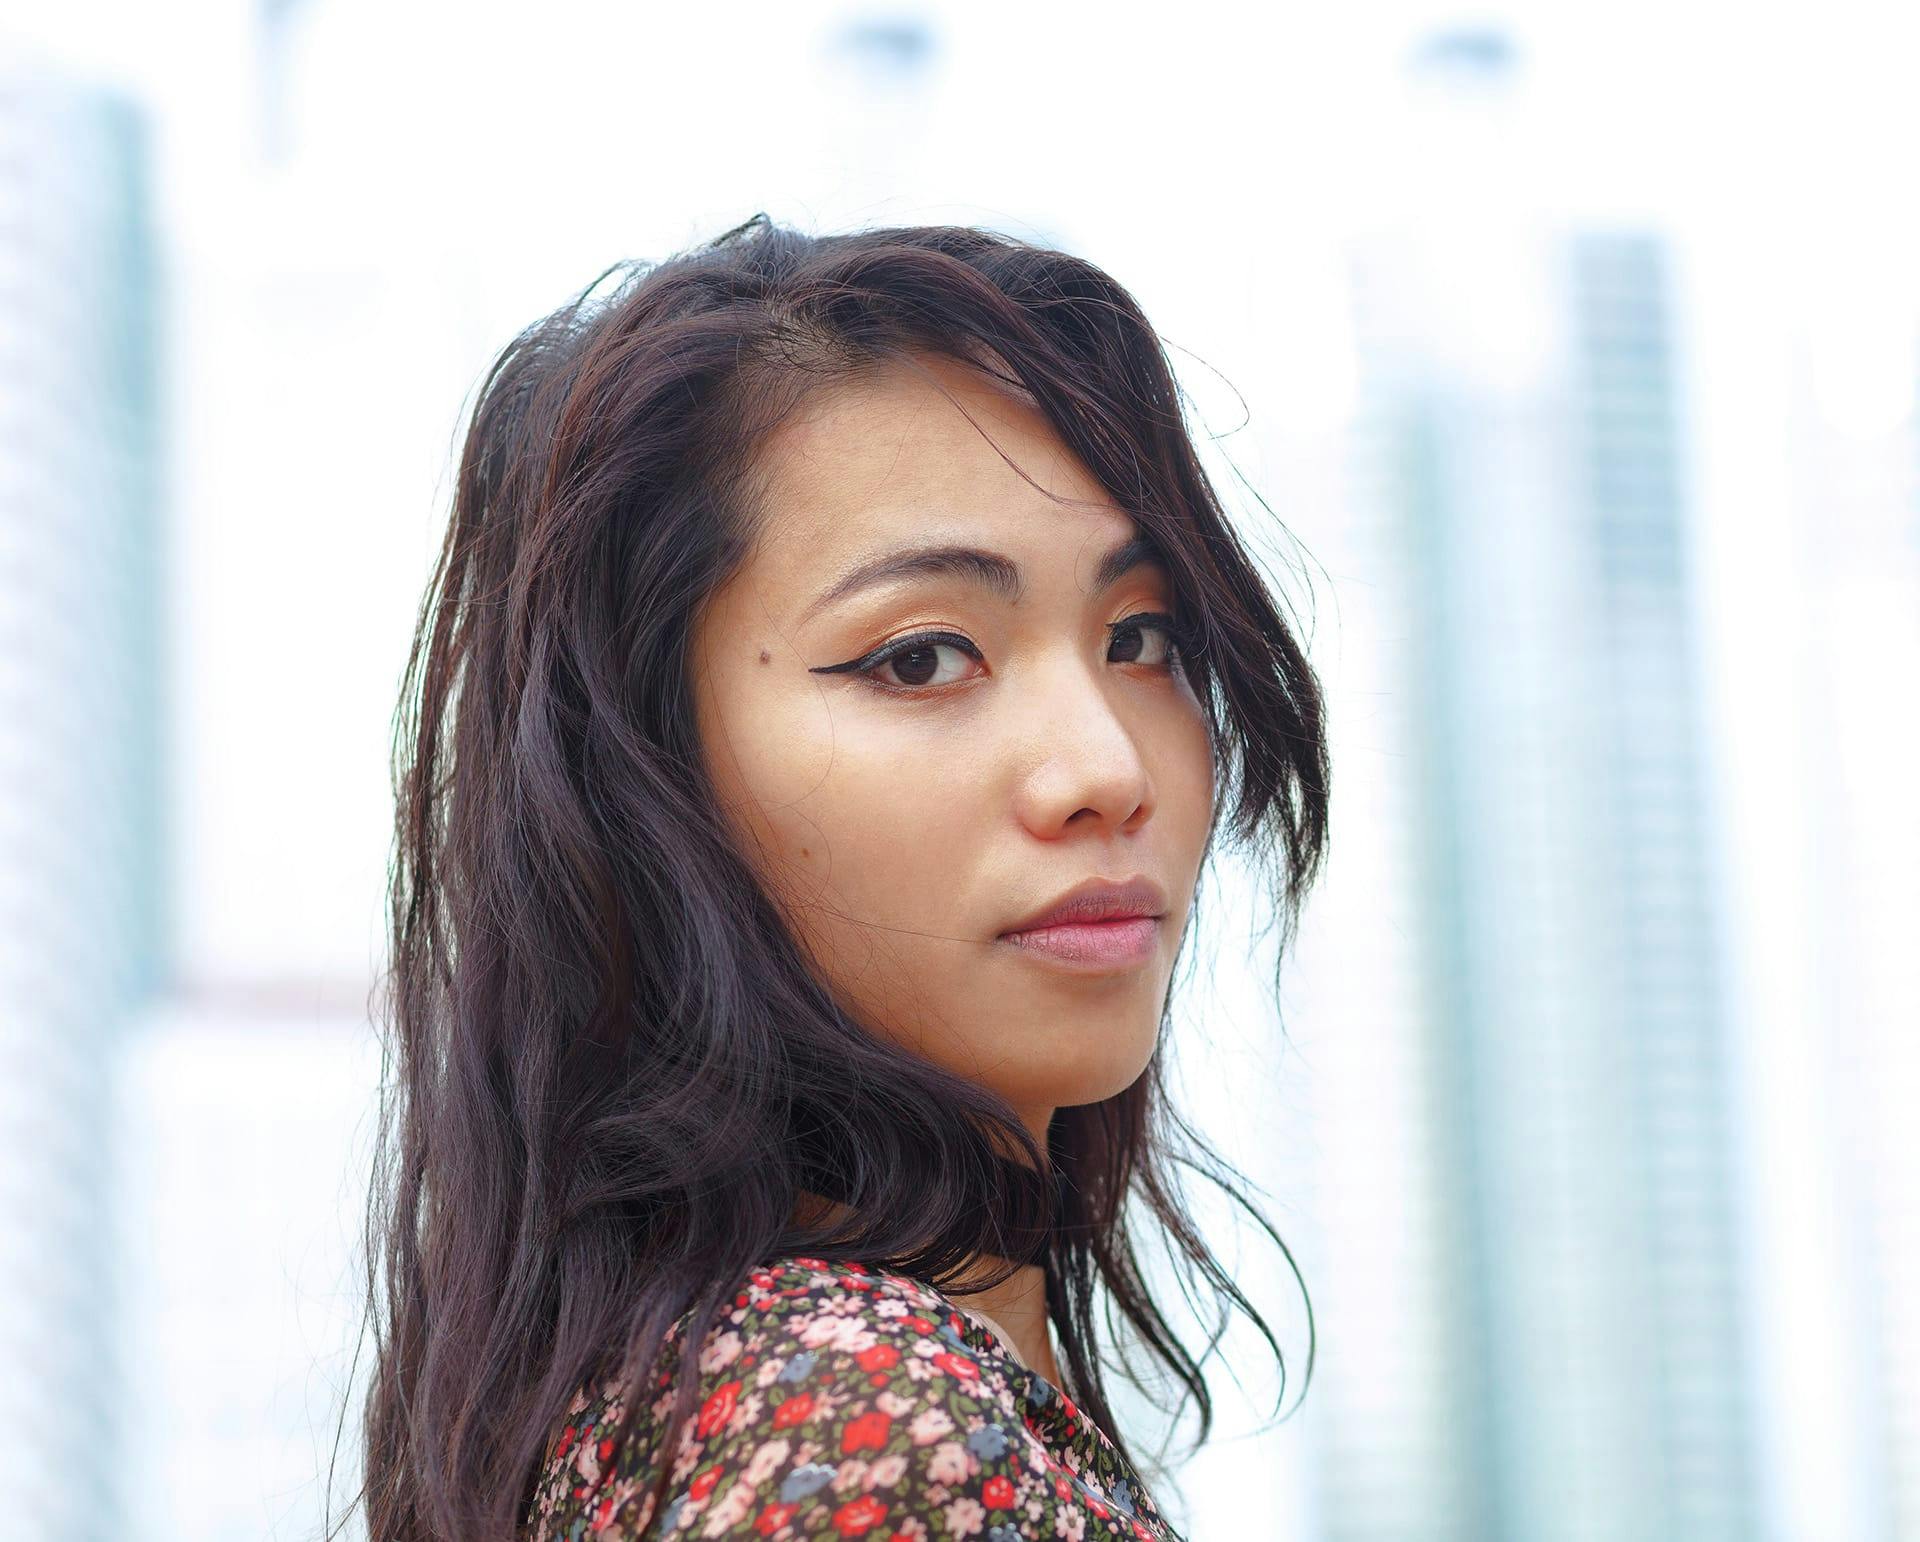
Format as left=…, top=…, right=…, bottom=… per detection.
left=800, top=533, right=1167, bottom=623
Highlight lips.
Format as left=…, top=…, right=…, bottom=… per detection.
left=999, top=915, right=1161, bottom=967
left=997, top=874, right=1169, bottom=936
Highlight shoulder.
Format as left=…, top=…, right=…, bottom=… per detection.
left=524, top=1255, right=1062, bottom=1541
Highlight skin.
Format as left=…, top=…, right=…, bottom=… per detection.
left=688, top=352, right=1215, bottom=1384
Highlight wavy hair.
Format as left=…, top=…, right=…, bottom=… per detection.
left=340, top=214, right=1330, bottom=1542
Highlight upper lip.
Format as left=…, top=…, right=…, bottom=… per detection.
left=998, top=874, right=1169, bottom=935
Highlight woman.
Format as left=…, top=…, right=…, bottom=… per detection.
left=352, top=215, right=1329, bottom=1542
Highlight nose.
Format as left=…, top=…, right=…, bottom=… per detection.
left=1007, top=656, right=1155, bottom=836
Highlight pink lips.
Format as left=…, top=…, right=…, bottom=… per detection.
left=997, top=915, right=1161, bottom=969
left=996, top=873, right=1168, bottom=971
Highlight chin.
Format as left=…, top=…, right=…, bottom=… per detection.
left=1001, top=1047, right=1159, bottom=1113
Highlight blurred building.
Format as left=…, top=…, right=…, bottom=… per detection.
left=0, top=57, right=164, bottom=1542
left=1291, top=32, right=1769, bottom=1538
left=1338, top=218, right=1759, bottom=1541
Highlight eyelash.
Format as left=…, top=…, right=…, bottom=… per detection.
left=845, top=612, right=1192, bottom=695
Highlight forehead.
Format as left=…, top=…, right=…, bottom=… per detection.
left=744, top=354, right=1131, bottom=576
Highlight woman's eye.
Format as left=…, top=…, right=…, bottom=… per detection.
left=868, top=635, right=982, bottom=690
left=1108, top=613, right=1185, bottom=671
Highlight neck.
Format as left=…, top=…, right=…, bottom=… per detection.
left=787, top=1187, right=1063, bottom=1386
left=943, top=1254, right=1062, bottom=1385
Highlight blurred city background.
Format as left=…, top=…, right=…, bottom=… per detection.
left=2, top=1, right=1916, bottom=1539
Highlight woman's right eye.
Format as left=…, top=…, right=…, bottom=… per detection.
left=864, top=633, right=984, bottom=691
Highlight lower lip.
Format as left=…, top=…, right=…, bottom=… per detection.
left=996, top=915, right=1161, bottom=970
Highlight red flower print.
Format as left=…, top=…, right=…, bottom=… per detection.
left=697, top=1380, right=743, bottom=1437
left=772, top=1391, right=815, bottom=1429
left=856, top=1345, right=900, bottom=1372
left=832, top=1494, right=889, bottom=1535
left=755, top=1501, right=798, bottom=1535
left=555, top=1424, right=577, bottom=1459
left=597, top=1437, right=614, bottom=1462
left=841, top=1409, right=892, bottom=1453
left=931, top=1351, right=980, bottom=1381
left=899, top=1315, right=936, bottom=1335
left=982, top=1475, right=1016, bottom=1509
left=690, top=1466, right=723, bottom=1500
left=842, top=1260, right=869, bottom=1274
left=591, top=1494, right=618, bottom=1532
left=793, top=1256, right=831, bottom=1270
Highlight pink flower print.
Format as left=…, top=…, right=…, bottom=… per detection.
left=798, top=1313, right=881, bottom=1355
left=942, top=1495, right=986, bottom=1538
left=700, top=1482, right=757, bottom=1536
left=743, top=1437, right=791, bottom=1488
left=925, top=1440, right=971, bottom=1486
left=700, top=1330, right=745, bottom=1374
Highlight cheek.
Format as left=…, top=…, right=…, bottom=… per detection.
left=1176, top=713, right=1218, bottom=841
left=1134, top=691, right=1215, bottom=860
left=706, top=679, right=973, bottom=924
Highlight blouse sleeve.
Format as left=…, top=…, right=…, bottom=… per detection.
left=532, top=1273, right=1089, bottom=1541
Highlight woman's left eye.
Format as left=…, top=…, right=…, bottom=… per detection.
left=1106, top=612, right=1185, bottom=670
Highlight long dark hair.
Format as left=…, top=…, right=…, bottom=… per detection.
left=341, top=214, right=1330, bottom=1542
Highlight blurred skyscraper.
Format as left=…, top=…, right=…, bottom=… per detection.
left=1292, top=30, right=1763, bottom=1541
left=0, top=55, right=163, bottom=1542
left=1340, top=217, right=1758, bottom=1542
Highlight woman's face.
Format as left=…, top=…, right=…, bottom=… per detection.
left=689, top=353, right=1215, bottom=1150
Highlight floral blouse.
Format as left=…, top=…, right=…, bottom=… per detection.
left=522, top=1254, right=1190, bottom=1542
